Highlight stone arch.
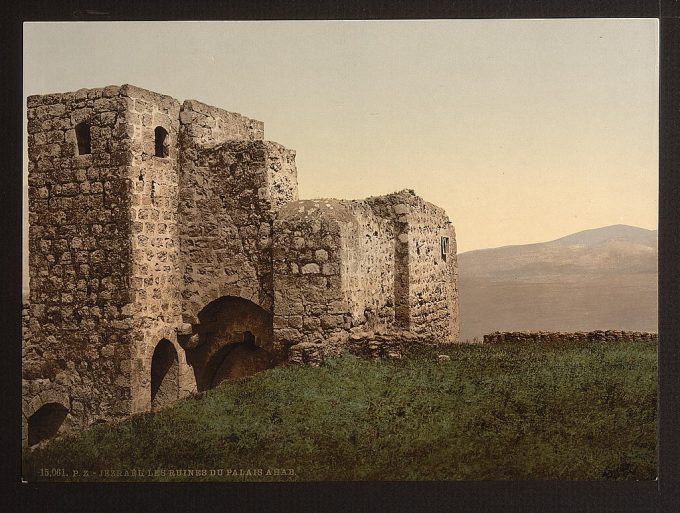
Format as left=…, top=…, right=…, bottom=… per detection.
left=131, top=331, right=196, bottom=415
left=150, top=338, right=179, bottom=410
left=182, top=284, right=271, bottom=326
left=23, top=389, right=72, bottom=447
left=27, top=402, right=69, bottom=447
left=185, top=296, right=274, bottom=391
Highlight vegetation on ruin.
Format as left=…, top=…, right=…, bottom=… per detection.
left=23, top=339, right=657, bottom=481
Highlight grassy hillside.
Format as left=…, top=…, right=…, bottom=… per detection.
left=23, top=339, right=657, bottom=481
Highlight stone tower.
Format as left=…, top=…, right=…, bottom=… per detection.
left=23, top=85, right=298, bottom=446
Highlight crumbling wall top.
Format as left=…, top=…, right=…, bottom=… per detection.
left=365, top=189, right=450, bottom=220
left=180, top=99, right=264, bottom=145
left=276, top=199, right=358, bottom=226
left=27, top=84, right=180, bottom=108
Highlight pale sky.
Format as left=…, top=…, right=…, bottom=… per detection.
left=23, top=19, right=658, bottom=276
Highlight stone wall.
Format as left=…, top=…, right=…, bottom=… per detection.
left=178, top=137, right=298, bottom=322
left=340, top=202, right=396, bottom=331
left=24, top=85, right=301, bottom=441
left=363, top=193, right=411, bottom=328
left=288, top=330, right=442, bottom=367
left=122, top=86, right=194, bottom=414
left=22, top=301, right=30, bottom=342
left=272, top=198, right=398, bottom=349
left=272, top=191, right=459, bottom=352
left=177, top=99, right=298, bottom=367
left=23, top=85, right=200, bottom=442
left=179, top=99, right=263, bottom=145
left=403, top=197, right=458, bottom=340
left=272, top=199, right=353, bottom=348
left=483, top=331, right=658, bottom=344
left=365, top=190, right=459, bottom=341
left=24, top=85, right=137, bottom=443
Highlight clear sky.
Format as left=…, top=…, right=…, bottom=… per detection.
left=23, top=20, right=658, bottom=269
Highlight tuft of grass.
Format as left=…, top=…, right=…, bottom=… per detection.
left=23, top=339, right=657, bottom=481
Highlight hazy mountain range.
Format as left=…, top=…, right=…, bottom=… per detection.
left=458, top=224, right=658, bottom=341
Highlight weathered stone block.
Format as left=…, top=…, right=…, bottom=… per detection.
left=301, top=263, right=320, bottom=274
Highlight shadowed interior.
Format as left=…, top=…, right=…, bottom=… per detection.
left=186, top=296, right=274, bottom=391
left=151, top=339, right=179, bottom=410
left=28, top=402, right=68, bottom=446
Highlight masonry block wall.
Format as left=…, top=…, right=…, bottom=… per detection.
left=179, top=99, right=264, bottom=145
left=25, top=85, right=140, bottom=444
left=24, top=84, right=458, bottom=446
left=122, top=86, right=195, bottom=415
left=178, top=102, right=298, bottom=367
left=366, top=191, right=459, bottom=341
left=272, top=191, right=458, bottom=350
left=396, top=193, right=458, bottom=340
left=273, top=200, right=360, bottom=347
left=179, top=138, right=298, bottom=322
left=340, top=201, right=397, bottom=331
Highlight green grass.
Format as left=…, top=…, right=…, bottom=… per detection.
left=22, top=339, right=657, bottom=481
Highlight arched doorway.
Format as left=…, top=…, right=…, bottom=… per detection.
left=185, top=296, right=274, bottom=391
left=27, top=402, right=68, bottom=447
left=151, top=339, right=179, bottom=410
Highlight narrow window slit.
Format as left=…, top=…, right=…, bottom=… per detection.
left=154, top=126, right=169, bottom=157
left=441, top=236, right=450, bottom=261
left=75, top=122, right=91, bottom=155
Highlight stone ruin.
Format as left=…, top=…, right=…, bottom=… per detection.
left=483, top=331, right=658, bottom=344
left=22, top=84, right=459, bottom=447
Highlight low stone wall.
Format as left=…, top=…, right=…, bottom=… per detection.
left=483, top=330, right=658, bottom=344
left=286, top=330, right=443, bottom=366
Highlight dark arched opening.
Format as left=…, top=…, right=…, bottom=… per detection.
left=208, top=331, right=272, bottom=388
left=28, top=403, right=68, bottom=447
left=154, top=126, right=169, bottom=157
left=75, top=122, right=91, bottom=155
left=151, top=339, right=179, bottom=410
left=185, top=297, right=274, bottom=391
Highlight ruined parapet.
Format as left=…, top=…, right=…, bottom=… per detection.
left=272, top=191, right=459, bottom=352
left=483, top=330, right=659, bottom=344
left=179, top=99, right=264, bottom=146
left=366, top=190, right=459, bottom=341
left=287, top=330, right=443, bottom=367
left=272, top=199, right=356, bottom=350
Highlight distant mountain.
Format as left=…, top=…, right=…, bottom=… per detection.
left=458, top=225, right=658, bottom=341
left=548, top=224, right=657, bottom=247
